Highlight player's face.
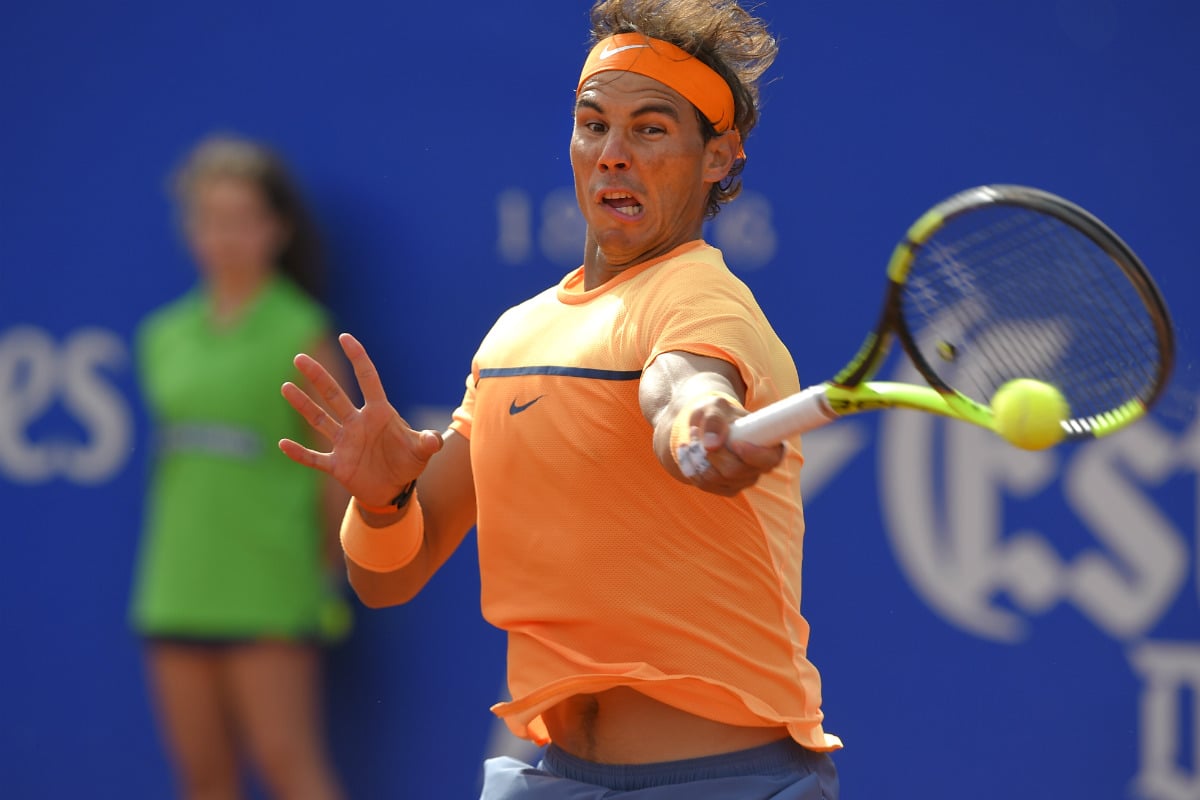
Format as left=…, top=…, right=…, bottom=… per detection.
left=184, top=176, right=286, bottom=286
left=572, top=71, right=729, bottom=276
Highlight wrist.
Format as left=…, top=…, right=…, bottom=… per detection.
left=354, top=479, right=417, bottom=517
left=669, top=390, right=741, bottom=478
left=668, top=390, right=740, bottom=451
left=341, top=493, right=425, bottom=572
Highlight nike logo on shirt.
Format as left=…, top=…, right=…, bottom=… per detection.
left=509, top=395, right=545, bottom=415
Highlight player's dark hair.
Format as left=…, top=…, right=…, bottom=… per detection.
left=588, top=0, right=779, bottom=218
left=171, top=135, right=326, bottom=299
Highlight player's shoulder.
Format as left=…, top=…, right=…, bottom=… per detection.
left=264, top=276, right=325, bottom=314
left=651, top=244, right=756, bottom=300
left=491, top=282, right=560, bottom=324
left=137, top=289, right=202, bottom=340
left=133, top=290, right=205, bottom=370
left=260, top=277, right=331, bottom=334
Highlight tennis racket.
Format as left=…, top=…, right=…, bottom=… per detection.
left=721, top=184, right=1175, bottom=452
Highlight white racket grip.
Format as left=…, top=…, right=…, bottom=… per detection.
left=728, top=384, right=839, bottom=446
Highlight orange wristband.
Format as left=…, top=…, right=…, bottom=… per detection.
left=341, top=495, right=424, bottom=572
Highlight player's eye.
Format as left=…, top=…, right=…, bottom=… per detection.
left=575, top=116, right=606, bottom=134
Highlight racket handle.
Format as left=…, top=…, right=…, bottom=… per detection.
left=729, top=384, right=838, bottom=446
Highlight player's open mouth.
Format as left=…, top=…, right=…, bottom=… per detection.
left=600, top=191, right=644, bottom=217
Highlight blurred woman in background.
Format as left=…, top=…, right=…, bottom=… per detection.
left=130, top=134, right=348, bottom=800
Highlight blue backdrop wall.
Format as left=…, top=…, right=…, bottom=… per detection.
left=2, top=1, right=1198, bottom=798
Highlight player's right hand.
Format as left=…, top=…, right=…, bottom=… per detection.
left=279, top=332, right=443, bottom=507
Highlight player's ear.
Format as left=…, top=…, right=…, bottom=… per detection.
left=701, top=131, right=740, bottom=183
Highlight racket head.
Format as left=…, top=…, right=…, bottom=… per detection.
left=885, top=184, right=1175, bottom=440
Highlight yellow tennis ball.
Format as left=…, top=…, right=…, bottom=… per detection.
left=991, top=379, right=1070, bottom=450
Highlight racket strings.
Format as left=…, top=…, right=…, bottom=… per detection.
left=961, top=230, right=1154, bottom=414
left=986, top=216, right=1154, bottom=398
left=1053, top=219, right=1160, bottom=395
left=970, top=218, right=1155, bottom=413
left=942, top=216, right=1078, bottom=380
left=901, top=206, right=1162, bottom=421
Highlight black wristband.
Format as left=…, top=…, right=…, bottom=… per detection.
left=389, top=479, right=417, bottom=509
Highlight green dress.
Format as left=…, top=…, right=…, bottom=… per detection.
left=131, top=277, right=334, bottom=640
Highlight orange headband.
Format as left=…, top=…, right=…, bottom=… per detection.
left=577, top=33, right=739, bottom=142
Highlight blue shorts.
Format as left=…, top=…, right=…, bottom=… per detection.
left=480, top=738, right=838, bottom=799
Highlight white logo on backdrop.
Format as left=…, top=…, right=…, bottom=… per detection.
left=880, top=354, right=1198, bottom=800
left=881, top=404, right=1190, bottom=643
left=496, top=187, right=779, bottom=269
left=1132, top=642, right=1200, bottom=800
left=710, top=191, right=777, bottom=270
left=539, top=188, right=588, bottom=267
left=0, top=325, right=133, bottom=485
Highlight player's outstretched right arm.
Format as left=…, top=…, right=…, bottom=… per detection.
left=279, top=332, right=477, bottom=606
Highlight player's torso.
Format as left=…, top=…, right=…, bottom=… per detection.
left=468, top=286, right=648, bottom=480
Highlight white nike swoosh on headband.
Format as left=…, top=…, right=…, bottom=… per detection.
left=599, top=43, right=650, bottom=59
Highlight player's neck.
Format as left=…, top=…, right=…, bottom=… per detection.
left=206, top=270, right=272, bottom=328
left=581, top=231, right=703, bottom=290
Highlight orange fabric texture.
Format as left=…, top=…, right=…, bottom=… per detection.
left=450, top=241, right=841, bottom=752
left=578, top=34, right=737, bottom=136
left=341, top=497, right=424, bottom=573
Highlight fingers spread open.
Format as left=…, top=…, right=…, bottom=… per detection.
left=339, top=333, right=389, bottom=406
left=294, top=352, right=358, bottom=420
left=277, top=438, right=333, bottom=473
left=281, top=382, right=341, bottom=442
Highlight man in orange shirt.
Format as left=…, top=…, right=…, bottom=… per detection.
left=281, top=1, right=840, bottom=797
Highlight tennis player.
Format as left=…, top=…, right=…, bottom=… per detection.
left=281, top=1, right=840, bottom=797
